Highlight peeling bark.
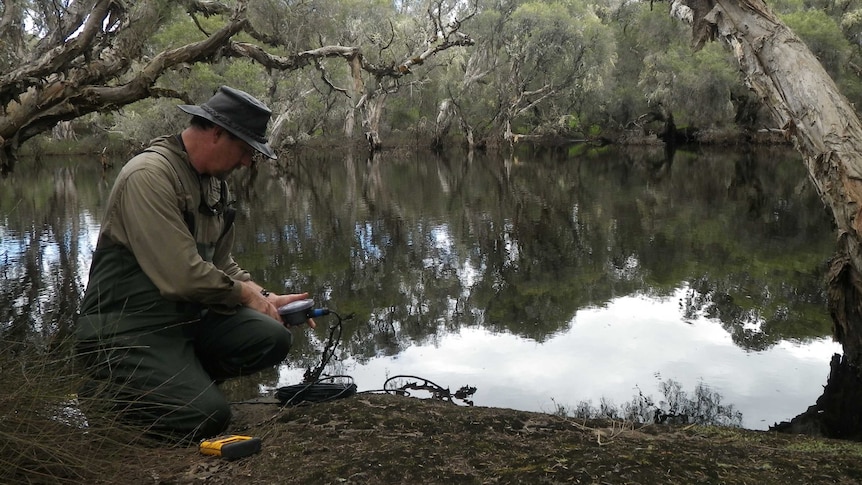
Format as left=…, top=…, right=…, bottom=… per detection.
left=677, top=0, right=862, bottom=362
left=673, top=0, right=862, bottom=438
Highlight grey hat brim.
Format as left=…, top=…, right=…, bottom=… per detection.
left=178, top=104, right=277, bottom=160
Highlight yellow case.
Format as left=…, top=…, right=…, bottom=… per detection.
left=200, top=435, right=262, bottom=460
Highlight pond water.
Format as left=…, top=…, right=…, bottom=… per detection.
left=0, top=144, right=841, bottom=430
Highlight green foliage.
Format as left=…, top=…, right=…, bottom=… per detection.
left=781, top=9, right=853, bottom=79
left=842, top=7, right=862, bottom=34
left=147, top=3, right=206, bottom=52
left=15, top=0, right=862, bottom=156
left=637, top=28, right=739, bottom=127
left=223, top=60, right=269, bottom=98
left=565, top=114, right=580, bottom=131
left=110, top=98, right=185, bottom=146
left=446, top=0, right=618, bottom=142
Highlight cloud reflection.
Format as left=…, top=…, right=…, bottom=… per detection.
left=278, top=288, right=840, bottom=430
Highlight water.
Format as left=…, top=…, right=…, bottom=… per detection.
left=0, top=144, right=841, bottom=429
left=287, top=291, right=835, bottom=428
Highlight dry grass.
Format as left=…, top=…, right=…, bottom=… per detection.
left=0, top=338, right=163, bottom=485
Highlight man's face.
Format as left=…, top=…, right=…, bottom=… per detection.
left=210, top=128, right=256, bottom=179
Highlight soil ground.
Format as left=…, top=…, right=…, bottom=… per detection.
left=113, top=393, right=862, bottom=484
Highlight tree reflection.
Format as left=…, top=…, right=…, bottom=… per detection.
left=227, top=145, right=834, bottom=363
left=560, top=378, right=744, bottom=428
left=0, top=146, right=835, bottom=380
left=1, top=163, right=85, bottom=351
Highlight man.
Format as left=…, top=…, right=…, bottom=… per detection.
left=76, top=86, right=313, bottom=442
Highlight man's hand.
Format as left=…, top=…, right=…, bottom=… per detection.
left=239, top=282, right=316, bottom=328
left=268, top=292, right=318, bottom=329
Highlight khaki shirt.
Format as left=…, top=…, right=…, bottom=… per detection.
left=94, top=135, right=248, bottom=307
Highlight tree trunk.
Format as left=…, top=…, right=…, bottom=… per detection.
left=676, top=0, right=862, bottom=437
left=363, top=93, right=387, bottom=152
left=433, top=98, right=454, bottom=149
left=343, top=54, right=364, bottom=139
left=51, top=121, right=77, bottom=141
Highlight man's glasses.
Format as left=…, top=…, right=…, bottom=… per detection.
left=236, top=137, right=264, bottom=166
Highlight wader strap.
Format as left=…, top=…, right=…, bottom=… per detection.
left=141, top=147, right=196, bottom=235
left=142, top=145, right=235, bottom=243
left=221, top=205, right=236, bottom=241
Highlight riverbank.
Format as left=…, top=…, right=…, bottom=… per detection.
left=13, top=124, right=790, bottom=160
left=19, top=393, right=857, bottom=485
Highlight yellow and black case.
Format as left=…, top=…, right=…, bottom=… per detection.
left=200, top=435, right=262, bottom=460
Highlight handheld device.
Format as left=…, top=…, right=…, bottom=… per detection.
left=277, top=299, right=329, bottom=326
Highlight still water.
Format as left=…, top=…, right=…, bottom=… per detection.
left=0, top=144, right=841, bottom=430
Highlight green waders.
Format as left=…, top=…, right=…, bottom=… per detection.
left=77, top=248, right=292, bottom=443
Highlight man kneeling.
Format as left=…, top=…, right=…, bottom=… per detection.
left=76, top=86, right=314, bottom=442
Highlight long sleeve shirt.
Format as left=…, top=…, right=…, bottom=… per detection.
left=90, top=135, right=249, bottom=308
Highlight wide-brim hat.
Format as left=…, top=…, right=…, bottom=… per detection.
left=178, top=86, right=277, bottom=160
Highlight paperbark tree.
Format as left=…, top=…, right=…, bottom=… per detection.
left=672, top=0, right=862, bottom=438
left=346, top=3, right=477, bottom=150
left=0, top=0, right=474, bottom=173
left=0, top=0, right=239, bottom=174
left=435, top=0, right=614, bottom=150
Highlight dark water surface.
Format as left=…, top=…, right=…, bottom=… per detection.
left=0, top=144, right=840, bottom=429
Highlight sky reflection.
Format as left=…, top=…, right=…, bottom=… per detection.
left=277, top=288, right=840, bottom=430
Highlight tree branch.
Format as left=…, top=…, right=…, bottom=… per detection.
left=0, top=0, right=477, bottom=166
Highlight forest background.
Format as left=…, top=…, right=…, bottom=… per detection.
left=4, top=0, right=861, bottom=164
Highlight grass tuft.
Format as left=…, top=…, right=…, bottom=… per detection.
left=0, top=338, right=164, bottom=484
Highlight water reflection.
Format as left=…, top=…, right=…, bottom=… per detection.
left=0, top=145, right=839, bottom=430
left=235, top=145, right=833, bottom=349
left=273, top=290, right=838, bottom=429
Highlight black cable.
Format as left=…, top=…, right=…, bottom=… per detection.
left=275, top=310, right=358, bottom=406
left=275, top=375, right=357, bottom=406
left=257, top=309, right=477, bottom=408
